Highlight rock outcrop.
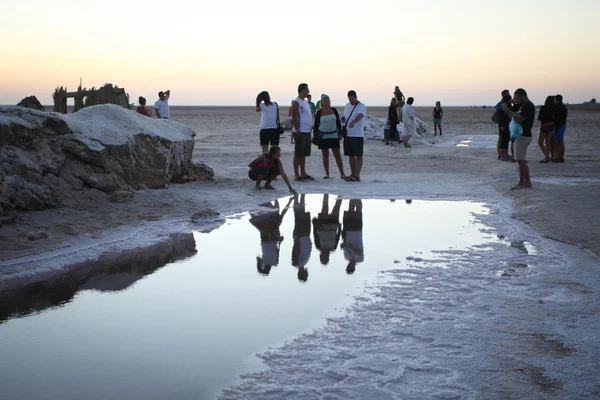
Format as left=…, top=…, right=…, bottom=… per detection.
left=0, top=105, right=213, bottom=216
left=16, top=96, right=45, bottom=111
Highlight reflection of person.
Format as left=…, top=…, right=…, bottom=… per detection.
left=154, top=90, right=170, bottom=119
left=341, top=199, right=364, bottom=274
left=249, top=198, right=293, bottom=275
left=292, top=195, right=312, bottom=281
left=248, top=146, right=296, bottom=193
left=312, top=194, right=342, bottom=266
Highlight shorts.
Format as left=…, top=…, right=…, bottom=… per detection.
left=248, top=166, right=280, bottom=181
left=343, top=137, right=364, bottom=157
left=514, top=136, right=532, bottom=161
left=499, top=126, right=510, bottom=149
left=540, top=125, right=554, bottom=134
left=554, top=125, right=566, bottom=143
left=433, top=118, right=442, bottom=125
left=403, top=123, right=416, bottom=137
left=343, top=211, right=363, bottom=231
left=260, top=129, right=280, bottom=146
left=319, top=137, right=341, bottom=150
left=293, top=210, right=311, bottom=237
left=294, top=132, right=312, bottom=157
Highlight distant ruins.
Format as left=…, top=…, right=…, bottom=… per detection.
left=52, top=82, right=130, bottom=114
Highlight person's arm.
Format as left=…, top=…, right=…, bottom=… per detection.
left=248, top=154, right=265, bottom=168
left=333, top=108, right=342, bottom=132
left=155, top=106, right=161, bottom=119
left=313, top=109, right=321, bottom=132
left=502, top=103, right=525, bottom=123
left=165, top=90, right=170, bottom=100
left=349, top=104, right=365, bottom=128
left=276, top=159, right=296, bottom=195
left=291, top=101, right=300, bottom=131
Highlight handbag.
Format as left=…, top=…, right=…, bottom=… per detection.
left=311, top=131, right=322, bottom=145
left=341, top=102, right=359, bottom=138
left=491, top=109, right=502, bottom=124
left=274, top=102, right=284, bottom=134
left=509, top=115, right=523, bottom=139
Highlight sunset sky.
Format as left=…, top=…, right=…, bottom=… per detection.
left=1, top=0, right=598, bottom=106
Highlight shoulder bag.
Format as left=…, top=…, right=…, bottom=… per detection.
left=341, top=102, right=359, bottom=138
left=274, top=102, right=284, bottom=134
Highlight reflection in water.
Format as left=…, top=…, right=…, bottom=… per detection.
left=313, top=194, right=342, bottom=266
left=0, top=233, right=197, bottom=323
left=342, top=200, right=364, bottom=274
left=292, top=195, right=312, bottom=282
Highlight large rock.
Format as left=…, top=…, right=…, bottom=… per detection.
left=16, top=96, right=45, bottom=112
left=0, top=105, right=213, bottom=212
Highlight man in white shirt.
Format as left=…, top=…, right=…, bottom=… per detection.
left=342, top=199, right=364, bottom=274
left=292, top=195, right=312, bottom=282
left=401, top=97, right=416, bottom=147
left=342, top=90, right=366, bottom=181
left=154, top=90, right=171, bottom=119
left=291, top=83, right=314, bottom=181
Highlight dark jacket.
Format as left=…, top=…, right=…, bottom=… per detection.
left=314, top=108, right=342, bottom=133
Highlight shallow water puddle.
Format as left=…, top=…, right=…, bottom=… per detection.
left=449, top=135, right=498, bottom=148
left=1, top=195, right=518, bottom=400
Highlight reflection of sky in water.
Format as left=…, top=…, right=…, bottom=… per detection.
left=0, top=195, right=503, bottom=400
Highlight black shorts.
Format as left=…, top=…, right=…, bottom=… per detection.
left=248, top=166, right=280, bottom=181
left=293, top=210, right=311, bottom=237
left=260, top=129, right=280, bottom=146
left=319, top=137, right=341, bottom=150
left=343, top=137, right=364, bottom=157
left=343, top=211, right=363, bottom=231
left=294, top=132, right=312, bottom=157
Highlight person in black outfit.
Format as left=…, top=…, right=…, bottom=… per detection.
left=432, top=101, right=444, bottom=135
left=498, top=94, right=512, bottom=161
left=502, top=88, right=535, bottom=189
left=553, top=95, right=568, bottom=163
left=386, top=97, right=400, bottom=145
left=537, top=95, right=555, bottom=163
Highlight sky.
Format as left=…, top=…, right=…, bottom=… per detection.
left=1, top=0, right=599, bottom=106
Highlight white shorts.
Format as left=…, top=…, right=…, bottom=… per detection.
left=403, top=123, right=416, bottom=137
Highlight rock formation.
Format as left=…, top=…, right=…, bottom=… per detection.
left=16, top=96, right=45, bottom=111
left=0, top=104, right=213, bottom=219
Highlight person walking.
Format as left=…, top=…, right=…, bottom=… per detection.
left=291, top=83, right=315, bottom=181
left=386, top=97, right=400, bottom=145
left=154, top=90, right=170, bottom=119
left=537, top=95, right=555, bottom=163
left=401, top=97, right=416, bottom=147
left=432, top=101, right=444, bottom=135
left=502, top=88, right=535, bottom=189
left=255, top=91, right=281, bottom=154
left=553, top=94, right=568, bottom=163
left=313, top=94, right=346, bottom=179
left=342, top=90, right=366, bottom=182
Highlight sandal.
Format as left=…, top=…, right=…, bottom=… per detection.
left=340, top=175, right=348, bottom=180
left=302, top=175, right=315, bottom=180
left=323, top=175, right=330, bottom=179
left=264, top=185, right=275, bottom=190
left=294, top=177, right=305, bottom=181
left=344, top=175, right=360, bottom=182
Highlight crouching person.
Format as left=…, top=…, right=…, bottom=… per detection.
left=248, top=146, right=297, bottom=194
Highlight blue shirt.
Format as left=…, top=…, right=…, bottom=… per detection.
left=495, top=100, right=503, bottom=111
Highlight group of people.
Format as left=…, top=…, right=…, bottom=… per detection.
left=251, top=83, right=368, bottom=192
left=136, top=90, right=171, bottom=119
left=493, top=88, right=569, bottom=189
left=249, top=195, right=364, bottom=281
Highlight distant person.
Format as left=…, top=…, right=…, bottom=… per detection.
left=291, top=83, right=315, bottom=181
left=154, top=90, right=170, bottom=119
left=401, top=97, right=416, bottom=147
left=307, top=94, right=316, bottom=117
left=386, top=97, right=400, bottom=145
left=255, top=91, right=281, bottom=154
left=342, top=90, right=366, bottom=182
left=393, top=86, right=405, bottom=106
left=502, top=88, right=535, bottom=189
left=248, top=146, right=297, bottom=194
left=313, top=94, right=346, bottom=179
left=432, top=101, right=444, bottom=135
left=289, top=99, right=295, bottom=144
left=292, top=194, right=312, bottom=282
left=495, top=89, right=511, bottom=159
left=537, top=95, right=556, bottom=163
left=315, top=93, right=325, bottom=110
left=136, top=96, right=151, bottom=117
left=341, top=199, right=364, bottom=274
left=498, top=94, right=512, bottom=161
left=553, top=94, right=568, bottom=163
left=249, top=197, right=293, bottom=275
left=312, top=194, right=342, bottom=266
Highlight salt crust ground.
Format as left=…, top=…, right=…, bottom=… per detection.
left=0, top=106, right=598, bottom=398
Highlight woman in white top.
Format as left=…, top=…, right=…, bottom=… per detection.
left=256, top=91, right=281, bottom=154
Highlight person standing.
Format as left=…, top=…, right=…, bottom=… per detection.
left=255, top=91, right=281, bottom=154
left=154, top=90, right=170, bottom=119
left=291, top=83, right=315, bottom=181
left=495, top=89, right=511, bottom=159
left=432, top=101, right=444, bottom=135
left=553, top=94, right=568, bottom=163
left=498, top=94, right=512, bottom=161
left=537, top=95, right=555, bottom=163
left=402, top=97, right=416, bottom=147
left=342, top=90, right=366, bottom=182
left=307, top=94, right=316, bottom=117
left=341, top=199, right=364, bottom=275
left=386, top=97, right=400, bottom=145
left=502, top=88, right=535, bottom=189
left=137, top=96, right=151, bottom=117
left=393, top=86, right=405, bottom=106
left=313, top=94, right=346, bottom=179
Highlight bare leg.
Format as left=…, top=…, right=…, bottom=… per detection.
left=261, top=144, right=268, bottom=154
left=349, top=156, right=356, bottom=177
left=434, top=123, right=438, bottom=135
left=517, top=160, right=531, bottom=187
left=332, top=148, right=345, bottom=177
left=558, top=142, right=565, bottom=159
left=354, top=156, right=363, bottom=179
left=510, top=141, right=515, bottom=160
left=255, top=174, right=266, bottom=189
left=298, top=156, right=307, bottom=177
left=538, top=132, right=549, bottom=160
left=293, top=155, right=300, bottom=179
left=321, top=149, right=330, bottom=177
left=439, top=123, right=443, bottom=135
left=264, top=174, right=277, bottom=188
